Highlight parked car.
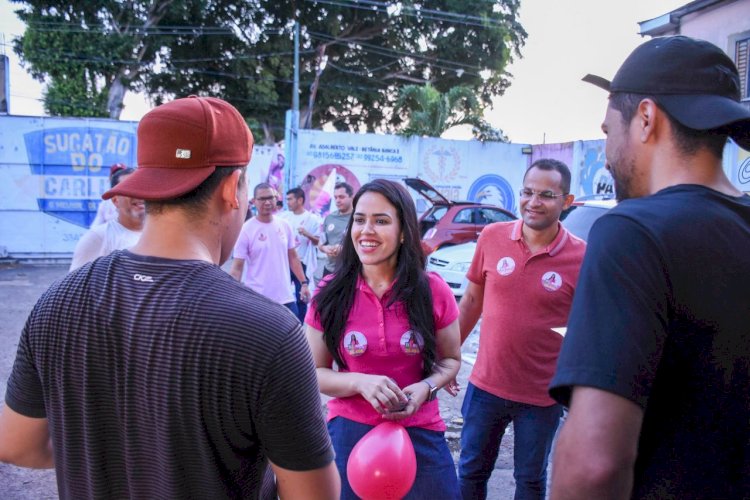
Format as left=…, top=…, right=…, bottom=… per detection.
left=404, top=177, right=516, bottom=255
left=427, top=198, right=617, bottom=297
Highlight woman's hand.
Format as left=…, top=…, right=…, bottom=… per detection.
left=353, top=374, right=409, bottom=414
left=381, top=381, right=432, bottom=421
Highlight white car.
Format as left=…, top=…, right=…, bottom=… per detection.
left=427, top=198, right=617, bottom=298
left=426, top=241, right=476, bottom=297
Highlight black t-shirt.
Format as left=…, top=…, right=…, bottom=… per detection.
left=550, top=185, right=750, bottom=499
left=6, top=251, right=333, bottom=499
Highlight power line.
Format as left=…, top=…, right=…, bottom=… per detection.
left=305, top=0, right=509, bottom=29
left=308, top=32, right=483, bottom=75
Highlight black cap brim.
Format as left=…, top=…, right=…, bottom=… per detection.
left=582, top=74, right=611, bottom=91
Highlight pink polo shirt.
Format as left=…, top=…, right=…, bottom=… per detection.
left=467, top=220, right=586, bottom=407
left=305, top=272, right=459, bottom=430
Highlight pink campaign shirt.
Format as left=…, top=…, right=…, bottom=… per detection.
left=466, top=220, right=586, bottom=406
left=233, top=217, right=297, bottom=305
left=305, top=272, right=459, bottom=431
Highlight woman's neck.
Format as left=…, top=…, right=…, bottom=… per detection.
left=361, top=264, right=396, bottom=298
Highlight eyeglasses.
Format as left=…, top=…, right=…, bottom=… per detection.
left=519, top=188, right=568, bottom=201
left=255, top=196, right=276, bottom=202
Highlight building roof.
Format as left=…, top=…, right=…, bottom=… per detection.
left=638, top=0, right=730, bottom=36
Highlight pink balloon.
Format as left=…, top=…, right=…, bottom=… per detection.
left=347, top=422, right=417, bottom=500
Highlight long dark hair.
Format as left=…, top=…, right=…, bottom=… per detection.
left=312, top=179, right=437, bottom=378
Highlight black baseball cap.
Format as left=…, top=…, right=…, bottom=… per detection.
left=583, top=36, right=750, bottom=150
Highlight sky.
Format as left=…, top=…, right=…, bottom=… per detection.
left=1, top=0, right=688, bottom=143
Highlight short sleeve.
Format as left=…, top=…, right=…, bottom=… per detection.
left=549, top=214, right=670, bottom=408
left=304, top=277, right=331, bottom=329
left=465, top=227, right=489, bottom=285
left=69, top=228, right=105, bottom=271
left=283, top=220, right=296, bottom=250
left=255, top=323, right=334, bottom=470
left=428, top=272, right=459, bottom=330
left=5, top=316, right=47, bottom=418
left=233, top=223, right=250, bottom=260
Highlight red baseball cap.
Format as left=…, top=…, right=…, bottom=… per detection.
left=103, top=96, right=254, bottom=200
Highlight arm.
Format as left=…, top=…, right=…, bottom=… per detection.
left=272, top=462, right=341, bottom=500
left=0, top=404, right=54, bottom=468
left=298, top=226, right=320, bottom=246
left=229, top=258, right=245, bottom=281
left=305, top=325, right=407, bottom=412
left=288, top=250, right=310, bottom=301
left=550, top=387, right=643, bottom=500
left=458, top=280, right=484, bottom=345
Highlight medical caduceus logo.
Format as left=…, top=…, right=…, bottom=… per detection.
left=423, top=145, right=461, bottom=183
left=738, top=156, right=750, bottom=187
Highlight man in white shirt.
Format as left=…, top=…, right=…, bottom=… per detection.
left=279, top=187, right=322, bottom=322
left=70, top=167, right=145, bottom=271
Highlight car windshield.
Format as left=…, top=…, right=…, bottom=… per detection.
left=561, top=205, right=609, bottom=242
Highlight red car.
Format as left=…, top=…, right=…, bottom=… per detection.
left=404, top=178, right=517, bottom=255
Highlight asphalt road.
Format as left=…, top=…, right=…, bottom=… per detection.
left=0, top=263, right=516, bottom=499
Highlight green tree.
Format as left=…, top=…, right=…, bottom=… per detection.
left=11, top=0, right=526, bottom=142
left=395, top=83, right=507, bottom=141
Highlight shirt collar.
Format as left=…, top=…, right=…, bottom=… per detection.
left=509, top=220, right=570, bottom=257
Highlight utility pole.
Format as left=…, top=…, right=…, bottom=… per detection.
left=284, top=21, right=300, bottom=194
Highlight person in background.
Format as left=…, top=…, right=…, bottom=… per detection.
left=306, top=179, right=462, bottom=499
left=549, top=36, right=750, bottom=499
left=0, top=96, right=339, bottom=499
left=456, top=159, right=585, bottom=500
left=70, top=166, right=144, bottom=271
left=279, top=187, right=322, bottom=322
left=90, top=163, right=127, bottom=227
left=231, top=183, right=311, bottom=316
left=318, top=182, right=354, bottom=278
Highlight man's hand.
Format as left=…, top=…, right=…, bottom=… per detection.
left=300, top=284, right=311, bottom=303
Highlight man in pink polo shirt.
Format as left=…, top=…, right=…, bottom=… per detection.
left=457, top=159, right=586, bottom=500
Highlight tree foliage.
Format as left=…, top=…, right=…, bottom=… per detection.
left=11, top=0, right=526, bottom=143
left=395, top=83, right=507, bottom=142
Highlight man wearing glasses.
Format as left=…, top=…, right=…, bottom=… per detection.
left=231, top=182, right=311, bottom=317
left=456, top=159, right=586, bottom=499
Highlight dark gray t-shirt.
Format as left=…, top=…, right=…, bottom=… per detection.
left=321, top=211, right=351, bottom=271
left=6, top=250, right=333, bottom=499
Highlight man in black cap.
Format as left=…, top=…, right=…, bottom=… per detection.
left=549, top=36, right=750, bottom=498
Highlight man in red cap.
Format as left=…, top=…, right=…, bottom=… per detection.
left=549, top=36, right=750, bottom=498
left=0, top=96, right=339, bottom=499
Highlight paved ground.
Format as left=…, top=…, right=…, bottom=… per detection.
left=0, top=263, right=516, bottom=499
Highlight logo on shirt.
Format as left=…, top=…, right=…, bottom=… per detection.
left=258, top=232, right=268, bottom=242
left=327, top=223, right=335, bottom=232
left=496, top=257, right=515, bottom=276
left=400, top=330, right=424, bottom=355
left=133, top=273, right=154, bottom=283
left=344, top=331, right=367, bottom=356
left=541, top=271, right=563, bottom=292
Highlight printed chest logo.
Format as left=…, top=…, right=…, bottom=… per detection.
left=541, top=271, right=563, bottom=292
left=257, top=232, right=268, bottom=242
left=496, top=257, right=516, bottom=276
left=344, top=331, right=368, bottom=356
left=327, top=223, right=335, bottom=232
left=133, top=273, right=154, bottom=283
left=400, top=330, right=424, bottom=355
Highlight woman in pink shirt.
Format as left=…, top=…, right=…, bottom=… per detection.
left=305, top=179, right=462, bottom=499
